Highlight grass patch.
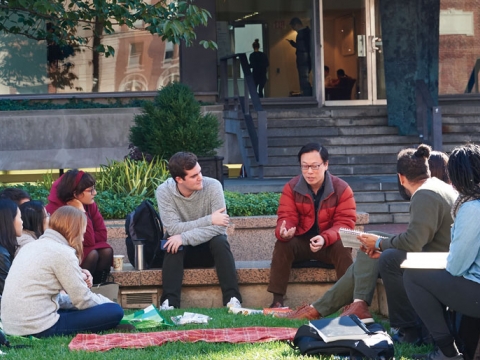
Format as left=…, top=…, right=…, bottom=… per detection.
left=3, top=308, right=431, bottom=359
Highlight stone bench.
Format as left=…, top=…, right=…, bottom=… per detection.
left=105, top=212, right=388, bottom=313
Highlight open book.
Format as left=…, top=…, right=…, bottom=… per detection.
left=400, top=252, right=448, bottom=269
left=309, top=314, right=371, bottom=343
left=339, top=228, right=388, bottom=250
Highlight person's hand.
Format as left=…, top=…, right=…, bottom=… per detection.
left=81, top=269, right=93, bottom=288
left=360, top=245, right=381, bottom=259
left=279, top=220, right=296, bottom=240
left=310, top=235, right=325, bottom=252
left=358, top=233, right=379, bottom=251
left=211, top=207, right=229, bottom=227
left=67, top=198, right=85, bottom=212
left=165, top=235, right=183, bottom=254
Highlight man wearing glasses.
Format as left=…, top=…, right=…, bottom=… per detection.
left=268, top=143, right=355, bottom=308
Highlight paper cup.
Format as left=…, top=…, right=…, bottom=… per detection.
left=113, top=255, right=124, bottom=271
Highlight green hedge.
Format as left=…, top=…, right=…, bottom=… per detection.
left=0, top=185, right=279, bottom=219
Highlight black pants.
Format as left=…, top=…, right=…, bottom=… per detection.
left=378, top=248, right=419, bottom=328
left=161, top=235, right=242, bottom=308
left=404, top=268, right=480, bottom=343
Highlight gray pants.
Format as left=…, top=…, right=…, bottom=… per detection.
left=161, top=235, right=242, bottom=308
left=312, top=251, right=379, bottom=316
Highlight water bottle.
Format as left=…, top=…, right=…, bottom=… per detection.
left=134, top=239, right=145, bottom=270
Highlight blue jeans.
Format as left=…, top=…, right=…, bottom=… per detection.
left=33, top=303, right=123, bottom=338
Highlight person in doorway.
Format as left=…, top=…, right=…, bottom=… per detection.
left=281, top=145, right=457, bottom=347
left=249, top=39, right=269, bottom=98
left=324, top=66, right=333, bottom=88
left=287, top=17, right=312, bottom=96
left=268, top=143, right=355, bottom=308
left=156, top=152, right=242, bottom=308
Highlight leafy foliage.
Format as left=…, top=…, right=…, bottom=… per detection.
left=129, top=82, right=223, bottom=159
left=95, top=157, right=170, bottom=198
left=225, top=191, right=280, bottom=216
left=0, top=1, right=217, bottom=56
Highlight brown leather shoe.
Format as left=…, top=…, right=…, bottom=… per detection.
left=340, top=301, right=374, bottom=323
left=269, top=301, right=284, bottom=308
left=279, top=304, right=321, bottom=320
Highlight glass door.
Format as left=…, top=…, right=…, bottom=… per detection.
left=322, top=0, right=385, bottom=105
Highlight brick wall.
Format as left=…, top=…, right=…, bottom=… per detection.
left=439, top=1, right=480, bottom=94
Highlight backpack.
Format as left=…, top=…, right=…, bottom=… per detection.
left=125, top=200, right=164, bottom=269
left=289, top=322, right=394, bottom=359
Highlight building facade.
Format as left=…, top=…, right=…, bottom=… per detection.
left=0, top=0, right=478, bottom=107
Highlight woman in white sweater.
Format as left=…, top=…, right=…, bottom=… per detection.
left=1, top=206, right=123, bottom=337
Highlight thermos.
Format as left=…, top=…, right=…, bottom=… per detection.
left=134, top=240, right=145, bottom=270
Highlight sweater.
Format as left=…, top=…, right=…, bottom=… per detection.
left=380, top=177, right=457, bottom=252
left=15, top=230, right=37, bottom=256
left=155, top=177, right=226, bottom=246
left=447, top=200, right=480, bottom=283
left=46, top=175, right=111, bottom=263
left=1, top=229, right=111, bottom=336
left=275, top=172, right=356, bottom=246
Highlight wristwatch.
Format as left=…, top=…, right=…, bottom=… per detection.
left=375, top=237, right=382, bottom=251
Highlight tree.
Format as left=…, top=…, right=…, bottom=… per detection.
left=0, top=0, right=217, bottom=57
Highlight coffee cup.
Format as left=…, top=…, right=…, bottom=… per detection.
left=113, top=255, right=124, bottom=271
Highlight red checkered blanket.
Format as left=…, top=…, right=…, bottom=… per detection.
left=69, top=327, right=297, bottom=352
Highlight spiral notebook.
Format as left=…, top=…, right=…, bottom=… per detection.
left=339, top=228, right=388, bottom=250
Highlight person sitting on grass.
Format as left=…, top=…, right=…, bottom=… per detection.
left=0, top=188, right=30, bottom=205
left=1, top=206, right=123, bottom=338
left=0, top=199, right=23, bottom=300
left=404, top=144, right=480, bottom=360
left=16, top=200, right=50, bottom=255
left=281, top=145, right=457, bottom=347
left=46, top=169, right=113, bottom=285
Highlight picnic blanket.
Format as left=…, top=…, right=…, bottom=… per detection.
left=69, top=327, right=297, bottom=352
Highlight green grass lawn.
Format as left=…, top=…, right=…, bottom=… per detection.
left=2, top=308, right=432, bottom=359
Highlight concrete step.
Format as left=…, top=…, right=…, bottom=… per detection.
left=264, top=135, right=418, bottom=147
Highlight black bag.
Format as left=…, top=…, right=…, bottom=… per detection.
left=290, top=322, right=394, bottom=359
left=125, top=200, right=164, bottom=269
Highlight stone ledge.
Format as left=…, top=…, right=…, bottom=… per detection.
left=111, top=261, right=338, bottom=287
left=106, top=212, right=369, bottom=262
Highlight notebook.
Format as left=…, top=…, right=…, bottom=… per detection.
left=400, top=252, right=448, bottom=269
left=309, top=315, right=371, bottom=343
left=339, top=228, right=388, bottom=250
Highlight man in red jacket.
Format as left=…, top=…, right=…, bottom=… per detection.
left=268, top=143, right=355, bottom=307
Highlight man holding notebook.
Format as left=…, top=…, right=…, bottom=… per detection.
left=283, top=144, right=457, bottom=347
left=267, top=143, right=355, bottom=308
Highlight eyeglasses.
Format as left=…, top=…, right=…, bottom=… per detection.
left=84, top=186, right=96, bottom=194
left=301, top=163, right=324, bottom=171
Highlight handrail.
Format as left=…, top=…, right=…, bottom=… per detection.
left=219, top=53, right=267, bottom=178
left=465, top=58, right=480, bottom=93
left=415, top=80, right=442, bottom=150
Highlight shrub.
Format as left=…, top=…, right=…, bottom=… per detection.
left=95, top=157, right=169, bottom=198
left=129, top=82, right=223, bottom=159
left=224, top=191, right=280, bottom=216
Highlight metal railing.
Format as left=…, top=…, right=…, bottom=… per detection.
left=219, top=53, right=267, bottom=178
left=416, top=80, right=442, bottom=150
left=465, top=58, right=480, bottom=93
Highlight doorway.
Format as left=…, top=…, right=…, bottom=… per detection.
left=322, top=0, right=385, bottom=105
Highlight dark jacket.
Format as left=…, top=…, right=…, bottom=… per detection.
left=0, top=245, right=12, bottom=295
left=275, top=171, right=356, bottom=246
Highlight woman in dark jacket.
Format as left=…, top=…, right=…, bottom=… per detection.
left=0, top=199, right=23, bottom=297
left=46, top=169, right=113, bottom=284
left=249, top=39, right=269, bottom=98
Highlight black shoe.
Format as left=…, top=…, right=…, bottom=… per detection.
left=392, top=327, right=423, bottom=346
